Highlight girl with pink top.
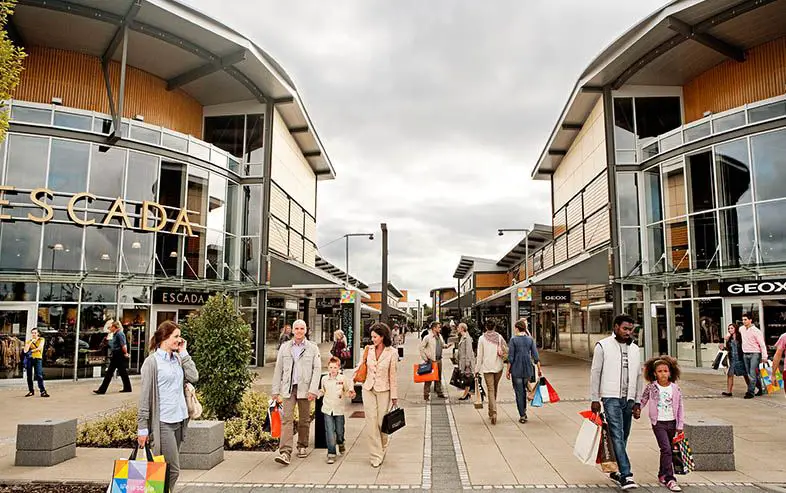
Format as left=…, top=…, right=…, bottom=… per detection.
left=638, top=356, right=685, bottom=492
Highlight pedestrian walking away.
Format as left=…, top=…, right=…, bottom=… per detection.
left=94, top=320, right=133, bottom=394
left=771, top=331, right=786, bottom=394
left=590, top=313, right=643, bottom=490
left=272, top=319, right=321, bottom=466
left=419, top=321, right=451, bottom=401
left=361, top=322, right=399, bottom=468
left=23, top=328, right=49, bottom=398
left=330, top=329, right=351, bottom=369
left=278, top=324, right=293, bottom=349
left=739, top=312, right=767, bottom=399
left=475, top=319, right=507, bottom=425
left=638, top=356, right=685, bottom=492
left=720, top=323, right=749, bottom=397
left=456, top=323, right=475, bottom=400
left=320, top=356, right=356, bottom=464
left=507, top=318, right=541, bottom=423
left=137, top=320, right=199, bottom=492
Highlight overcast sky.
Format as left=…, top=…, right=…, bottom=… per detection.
left=185, top=0, right=666, bottom=304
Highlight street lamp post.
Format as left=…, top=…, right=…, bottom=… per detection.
left=343, top=233, right=374, bottom=288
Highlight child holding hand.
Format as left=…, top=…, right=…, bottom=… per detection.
left=320, top=356, right=356, bottom=464
left=638, top=356, right=685, bottom=492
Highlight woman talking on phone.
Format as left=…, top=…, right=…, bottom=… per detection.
left=137, top=321, right=199, bottom=491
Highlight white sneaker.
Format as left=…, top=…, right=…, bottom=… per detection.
left=327, top=454, right=336, bottom=464
left=297, top=447, right=308, bottom=458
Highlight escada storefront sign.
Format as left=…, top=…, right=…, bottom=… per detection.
left=0, top=186, right=196, bottom=237
left=721, top=279, right=786, bottom=297
left=153, top=289, right=215, bottom=305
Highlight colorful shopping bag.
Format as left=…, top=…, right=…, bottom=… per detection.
left=264, top=400, right=283, bottom=438
left=537, top=377, right=551, bottom=404
left=413, top=362, right=439, bottom=383
left=760, top=362, right=775, bottom=394
left=573, top=412, right=602, bottom=465
left=545, top=378, right=560, bottom=403
left=671, top=432, right=694, bottom=475
left=110, top=444, right=169, bottom=493
left=530, top=385, right=543, bottom=407
left=595, top=417, right=618, bottom=473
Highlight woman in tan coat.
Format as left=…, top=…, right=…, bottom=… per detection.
left=361, top=322, right=398, bottom=468
left=456, top=323, right=475, bottom=400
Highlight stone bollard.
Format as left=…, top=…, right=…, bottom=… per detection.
left=180, top=420, right=224, bottom=470
left=15, top=418, right=77, bottom=466
left=683, top=416, right=735, bottom=471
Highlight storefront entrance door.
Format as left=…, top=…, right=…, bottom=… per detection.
left=724, top=299, right=762, bottom=333
left=0, top=303, right=37, bottom=379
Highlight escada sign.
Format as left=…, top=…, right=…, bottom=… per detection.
left=153, top=289, right=215, bottom=305
left=721, top=279, right=786, bottom=297
left=0, top=186, right=196, bottom=237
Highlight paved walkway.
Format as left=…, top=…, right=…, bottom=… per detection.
left=2, top=335, right=786, bottom=492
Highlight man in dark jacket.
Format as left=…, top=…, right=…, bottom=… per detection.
left=506, top=318, right=540, bottom=423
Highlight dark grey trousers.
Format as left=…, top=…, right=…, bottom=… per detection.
left=160, top=421, right=184, bottom=491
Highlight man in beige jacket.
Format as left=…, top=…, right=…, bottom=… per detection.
left=419, top=321, right=452, bottom=401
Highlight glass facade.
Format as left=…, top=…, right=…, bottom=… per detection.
left=0, top=101, right=283, bottom=380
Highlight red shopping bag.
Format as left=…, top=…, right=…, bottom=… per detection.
left=545, top=379, right=560, bottom=403
left=267, top=400, right=283, bottom=438
left=413, top=363, right=439, bottom=383
left=579, top=410, right=602, bottom=426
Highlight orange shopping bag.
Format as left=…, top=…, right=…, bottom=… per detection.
left=413, top=363, right=439, bottom=383
left=265, top=400, right=283, bottom=438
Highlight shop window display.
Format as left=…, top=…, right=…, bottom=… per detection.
left=78, top=305, right=114, bottom=378
left=697, top=299, right=723, bottom=368
left=37, top=304, right=78, bottom=379
left=671, top=299, right=695, bottom=368
left=0, top=309, right=27, bottom=378
left=120, top=307, right=148, bottom=374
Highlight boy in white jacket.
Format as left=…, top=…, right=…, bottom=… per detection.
left=320, top=356, right=356, bottom=463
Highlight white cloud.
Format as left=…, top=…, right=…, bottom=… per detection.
left=183, top=0, right=667, bottom=303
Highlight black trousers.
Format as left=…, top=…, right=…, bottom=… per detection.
left=97, top=352, right=132, bottom=392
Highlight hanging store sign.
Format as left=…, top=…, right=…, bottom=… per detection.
left=517, top=287, right=532, bottom=302
left=721, top=279, right=786, bottom=297
left=340, top=289, right=356, bottom=304
left=542, top=290, right=571, bottom=303
left=316, top=298, right=339, bottom=315
left=518, top=302, right=531, bottom=318
left=153, top=289, right=214, bottom=305
left=0, top=186, right=196, bottom=237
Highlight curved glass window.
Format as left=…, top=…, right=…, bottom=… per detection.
left=42, top=223, right=83, bottom=271
left=126, top=152, right=159, bottom=203
left=89, top=146, right=126, bottom=198
left=757, top=200, right=786, bottom=264
left=84, top=226, right=120, bottom=273
left=49, top=139, right=89, bottom=194
left=0, top=221, right=41, bottom=270
left=6, top=135, right=48, bottom=190
left=752, top=129, right=786, bottom=202
left=715, top=139, right=751, bottom=207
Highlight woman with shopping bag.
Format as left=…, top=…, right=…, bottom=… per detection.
left=506, top=319, right=541, bottom=422
left=137, top=321, right=199, bottom=491
left=720, top=324, right=749, bottom=397
left=475, top=319, right=507, bottom=424
left=360, top=322, right=399, bottom=468
left=455, top=323, right=476, bottom=400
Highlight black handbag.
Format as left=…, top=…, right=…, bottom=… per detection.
left=381, top=406, right=406, bottom=434
left=450, top=367, right=469, bottom=388
left=417, top=361, right=432, bottom=375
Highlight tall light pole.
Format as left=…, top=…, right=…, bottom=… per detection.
left=381, top=223, right=389, bottom=324
left=343, top=233, right=374, bottom=287
left=498, top=228, right=531, bottom=282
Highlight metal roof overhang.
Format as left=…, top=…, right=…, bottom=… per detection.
left=618, top=262, right=786, bottom=285
left=496, top=225, right=554, bottom=268
left=13, top=0, right=336, bottom=179
left=314, top=256, right=368, bottom=290
left=440, top=290, right=474, bottom=309
left=527, top=247, right=611, bottom=286
left=269, top=257, right=369, bottom=299
left=0, top=270, right=256, bottom=291
left=531, top=0, right=786, bottom=180
left=361, top=304, right=381, bottom=314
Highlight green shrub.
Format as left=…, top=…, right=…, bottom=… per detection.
left=77, top=406, right=137, bottom=448
left=223, top=390, right=277, bottom=451
left=180, top=293, right=254, bottom=420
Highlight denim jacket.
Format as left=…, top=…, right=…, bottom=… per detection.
left=640, top=382, right=685, bottom=430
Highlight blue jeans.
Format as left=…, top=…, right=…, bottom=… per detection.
left=323, top=413, right=345, bottom=455
left=26, top=358, right=45, bottom=393
left=602, top=398, right=634, bottom=480
left=743, top=352, right=762, bottom=395
left=512, top=377, right=528, bottom=417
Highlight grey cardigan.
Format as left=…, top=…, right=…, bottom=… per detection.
left=137, top=351, right=199, bottom=456
left=457, top=333, right=475, bottom=374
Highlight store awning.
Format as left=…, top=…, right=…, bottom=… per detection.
left=269, top=257, right=369, bottom=299
left=527, top=247, right=610, bottom=286
left=617, top=261, right=786, bottom=285
left=362, top=304, right=381, bottom=314
left=474, top=285, right=516, bottom=307
left=440, top=290, right=474, bottom=309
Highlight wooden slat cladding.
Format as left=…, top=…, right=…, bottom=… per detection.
left=15, top=46, right=203, bottom=137
left=684, top=36, right=786, bottom=123
left=475, top=272, right=508, bottom=288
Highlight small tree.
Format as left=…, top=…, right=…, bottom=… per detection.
left=0, top=0, right=26, bottom=143
left=180, top=294, right=254, bottom=420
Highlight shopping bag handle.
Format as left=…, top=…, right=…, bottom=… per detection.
left=129, top=443, right=154, bottom=462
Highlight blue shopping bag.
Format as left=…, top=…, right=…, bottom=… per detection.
left=531, top=386, right=543, bottom=407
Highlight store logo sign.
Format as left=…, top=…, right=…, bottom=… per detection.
left=542, top=290, right=571, bottom=303
left=0, top=186, right=196, bottom=237
left=153, top=289, right=214, bottom=305
left=721, top=279, right=786, bottom=297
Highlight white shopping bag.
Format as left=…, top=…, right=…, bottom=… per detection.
left=573, top=417, right=602, bottom=465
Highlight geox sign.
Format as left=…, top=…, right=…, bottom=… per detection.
left=721, top=279, right=786, bottom=297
